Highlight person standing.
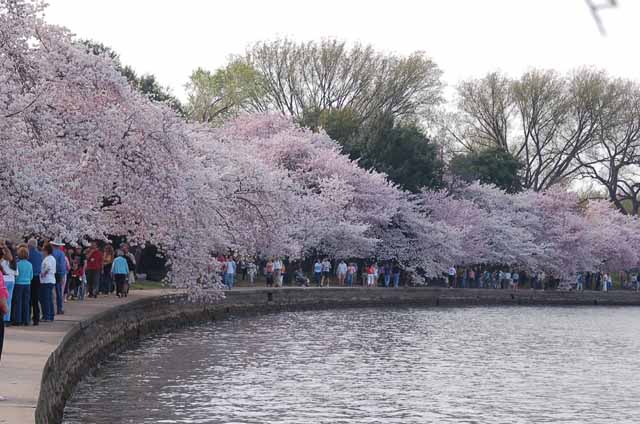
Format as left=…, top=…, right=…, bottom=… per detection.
left=40, top=244, right=56, bottom=322
left=0, top=243, right=16, bottom=324
left=346, top=263, right=355, bottom=287
left=337, top=260, right=347, bottom=286
left=13, top=247, right=33, bottom=326
left=50, top=240, right=67, bottom=314
left=0, top=272, right=9, bottom=388
left=101, top=244, right=115, bottom=295
left=468, top=268, right=476, bottom=289
left=313, top=260, right=322, bottom=287
left=273, top=257, right=283, bottom=287
left=111, top=250, right=130, bottom=297
left=321, top=258, right=331, bottom=287
left=382, top=264, right=391, bottom=288
left=225, top=257, right=237, bottom=289
left=602, top=273, right=610, bottom=292
left=392, top=263, right=401, bottom=288
left=240, top=259, right=248, bottom=281
left=121, top=244, right=137, bottom=289
left=447, top=266, right=456, bottom=288
left=247, top=259, right=257, bottom=286
left=265, top=258, right=274, bottom=287
left=576, top=273, right=584, bottom=292
left=511, top=271, right=519, bottom=291
left=70, top=246, right=86, bottom=300
left=366, top=263, right=376, bottom=287
left=84, top=242, right=103, bottom=298
left=27, top=239, right=43, bottom=326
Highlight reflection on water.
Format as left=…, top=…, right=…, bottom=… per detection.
left=63, top=306, right=640, bottom=424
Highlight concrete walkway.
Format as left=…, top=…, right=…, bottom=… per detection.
left=0, top=289, right=172, bottom=424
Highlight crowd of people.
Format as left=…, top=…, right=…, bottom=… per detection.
left=446, top=266, right=640, bottom=292
left=0, top=239, right=137, bottom=329
left=215, top=255, right=640, bottom=293
left=216, top=256, right=403, bottom=289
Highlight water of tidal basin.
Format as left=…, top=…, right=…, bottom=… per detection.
left=63, top=306, right=640, bottom=424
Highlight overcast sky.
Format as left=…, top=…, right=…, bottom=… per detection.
left=45, top=0, right=639, bottom=101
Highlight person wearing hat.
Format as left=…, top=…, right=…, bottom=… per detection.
left=50, top=239, right=67, bottom=314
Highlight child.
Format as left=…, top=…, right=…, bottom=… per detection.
left=68, top=254, right=80, bottom=300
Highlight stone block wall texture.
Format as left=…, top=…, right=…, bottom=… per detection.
left=35, top=288, right=640, bottom=423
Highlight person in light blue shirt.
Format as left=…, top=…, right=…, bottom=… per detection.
left=14, top=247, right=33, bottom=326
left=111, top=251, right=129, bottom=298
left=313, top=260, right=322, bottom=287
left=225, top=258, right=236, bottom=289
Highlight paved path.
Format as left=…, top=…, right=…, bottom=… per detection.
left=0, top=289, right=172, bottom=424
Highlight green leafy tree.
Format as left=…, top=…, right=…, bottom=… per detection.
left=449, top=147, right=523, bottom=192
left=358, top=122, right=444, bottom=192
left=184, top=61, right=265, bottom=124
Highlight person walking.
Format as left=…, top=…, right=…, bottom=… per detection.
left=40, top=244, right=56, bottom=322
left=84, top=241, right=103, bottom=298
left=13, top=246, right=33, bottom=326
left=111, top=250, right=130, bottom=297
left=0, top=243, right=16, bottom=324
left=27, top=239, right=42, bottom=326
left=101, top=244, right=115, bottom=295
left=50, top=240, right=67, bottom=314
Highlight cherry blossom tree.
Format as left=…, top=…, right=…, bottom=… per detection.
left=1, top=0, right=638, bottom=299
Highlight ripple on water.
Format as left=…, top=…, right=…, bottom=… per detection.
left=63, top=306, right=640, bottom=424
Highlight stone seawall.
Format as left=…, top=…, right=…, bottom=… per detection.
left=35, top=287, right=640, bottom=423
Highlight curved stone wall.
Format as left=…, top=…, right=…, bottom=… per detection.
left=35, top=288, right=640, bottom=423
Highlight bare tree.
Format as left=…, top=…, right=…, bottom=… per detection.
left=450, top=69, right=616, bottom=192
left=511, top=69, right=568, bottom=191
left=577, top=79, right=640, bottom=214
left=186, top=39, right=444, bottom=126
left=453, top=72, right=513, bottom=152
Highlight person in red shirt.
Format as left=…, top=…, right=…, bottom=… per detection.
left=84, top=241, right=103, bottom=298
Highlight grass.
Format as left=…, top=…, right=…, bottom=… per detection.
left=130, top=279, right=166, bottom=290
